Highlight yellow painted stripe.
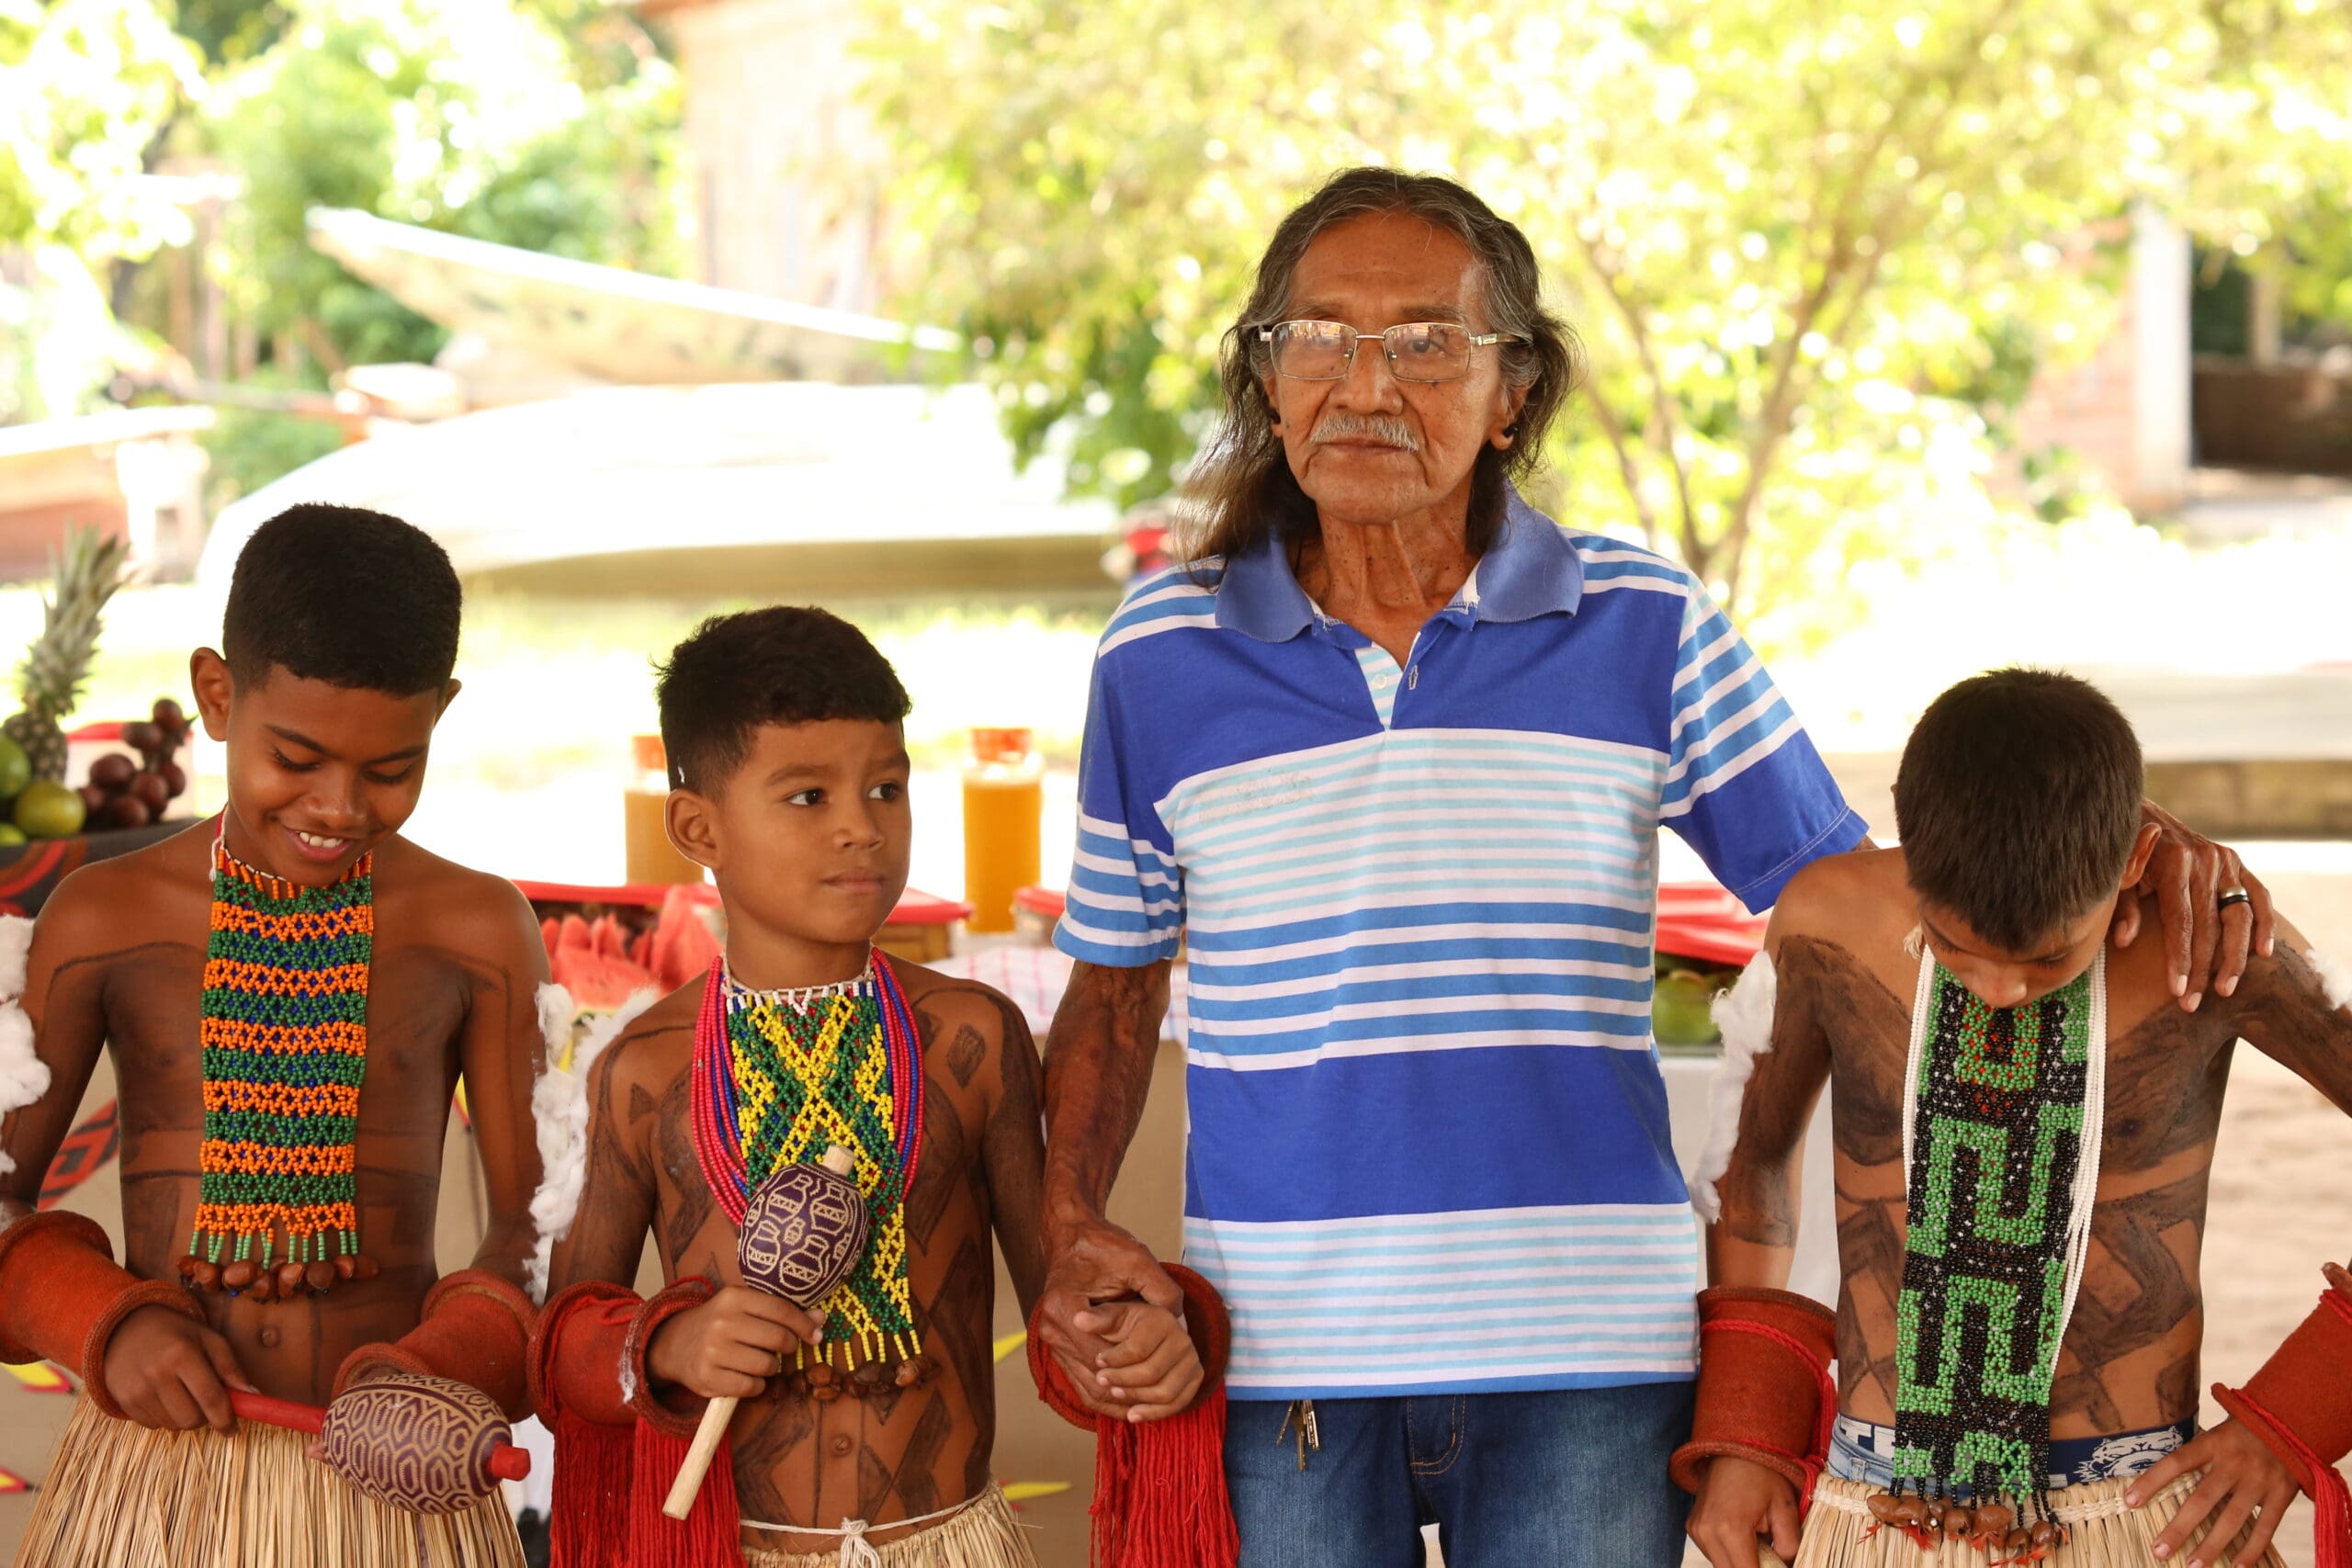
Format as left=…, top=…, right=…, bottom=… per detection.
left=992, top=1331, right=1026, bottom=1365
left=5, top=1361, right=72, bottom=1393
left=1000, top=1482, right=1071, bottom=1504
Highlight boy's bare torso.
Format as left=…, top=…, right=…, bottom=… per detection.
left=6, top=824, right=543, bottom=1403
left=560, top=963, right=1046, bottom=1551
left=1761, top=851, right=2351, bottom=1439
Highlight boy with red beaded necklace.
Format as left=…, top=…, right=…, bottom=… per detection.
left=0, top=504, right=551, bottom=1564
left=532, top=606, right=1213, bottom=1568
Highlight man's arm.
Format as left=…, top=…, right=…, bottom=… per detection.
left=1035, top=956, right=1177, bottom=1412
left=456, top=881, right=555, bottom=1290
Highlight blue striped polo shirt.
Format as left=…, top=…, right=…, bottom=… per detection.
left=1056, top=490, right=1866, bottom=1399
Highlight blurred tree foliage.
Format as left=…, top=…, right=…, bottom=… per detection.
left=1, top=0, right=202, bottom=422
left=2, top=0, right=685, bottom=500
left=868, top=0, right=2352, bottom=616
left=202, top=0, right=684, bottom=375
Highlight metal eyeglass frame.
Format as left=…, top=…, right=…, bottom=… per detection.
left=1255, top=319, right=1529, bottom=383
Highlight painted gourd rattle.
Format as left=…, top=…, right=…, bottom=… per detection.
left=235, top=1375, right=530, bottom=1515
left=663, top=1144, right=870, bottom=1519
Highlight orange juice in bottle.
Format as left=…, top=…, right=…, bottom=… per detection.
left=625, top=734, right=706, bottom=885
left=962, top=727, right=1042, bottom=933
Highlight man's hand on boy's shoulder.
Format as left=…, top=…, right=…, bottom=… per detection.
left=1080, top=1297, right=1204, bottom=1424
left=101, top=1303, right=256, bottom=1433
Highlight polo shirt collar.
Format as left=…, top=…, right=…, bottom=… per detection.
left=1213, top=484, right=1585, bottom=643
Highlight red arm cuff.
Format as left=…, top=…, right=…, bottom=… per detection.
left=2212, top=1263, right=2352, bottom=1496
left=334, top=1269, right=537, bottom=1419
left=1028, top=1261, right=1231, bottom=1429
left=526, top=1277, right=716, bottom=1439
left=0, top=1213, right=205, bottom=1419
left=1669, top=1286, right=1839, bottom=1498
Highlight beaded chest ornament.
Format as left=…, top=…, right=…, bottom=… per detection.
left=1873, top=950, right=2106, bottom=1555
left=689, top=951, right=935, bottom=1397
left=176, top=827, right=382, bottom=1299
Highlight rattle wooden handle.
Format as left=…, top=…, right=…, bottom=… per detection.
left=663, top=1394, right=739, bottom=1518
left=228, top=1390, right=533, bottom=1482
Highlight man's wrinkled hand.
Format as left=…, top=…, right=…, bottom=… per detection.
left=2111, top=801, right=2274, bottom=1011
left=1036, top=1212, right=1180, bottom=1418
left=1685, top=1454, right=1801, bottom=1568
left=2129, top=1419, right=2298, bottom=1567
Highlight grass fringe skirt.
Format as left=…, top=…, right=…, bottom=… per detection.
left=742, top=1484, right=1036, bottom=1568
left=1761, top=1474, right=2288, bottom=1568
left=14, top=1393, right=524, bottom=1568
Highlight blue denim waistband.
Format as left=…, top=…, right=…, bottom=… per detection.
left=1826, top=1415, right=2195, bottom=1495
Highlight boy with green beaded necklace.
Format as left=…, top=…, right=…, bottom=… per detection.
left=0, top=505, right=553, bottom=1566
left=1683, top=670, right=2352, bottom=1568
left=536, top=607, right=1206, bottom=1568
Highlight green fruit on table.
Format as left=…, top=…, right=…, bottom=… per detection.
left=13, top=778, right=87, bottom=840
left=1652, top=970, right=1724, bottom=1048
left=0, top=825, right=25, bottom=847
left=0, top=736, right=28, bottom=802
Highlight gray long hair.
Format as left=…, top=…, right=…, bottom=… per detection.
left=1183, top=168, right=1583, bottom=564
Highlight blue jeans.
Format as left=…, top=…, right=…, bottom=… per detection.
left=1225, top=1382, right=1695, bottom=1568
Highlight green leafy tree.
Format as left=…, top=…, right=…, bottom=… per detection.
left=869, top=0, right=2346, bottom=619
left=0, top=0, right=201, bottom=421
left=203, top=0, right=684, bottom=373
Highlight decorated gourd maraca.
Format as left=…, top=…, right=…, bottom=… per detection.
left=232, top=1377, right=530, bottom=1516
left=663, top=1144, right=868, bottom=1519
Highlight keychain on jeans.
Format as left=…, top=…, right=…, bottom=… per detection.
left=1276, top=1399, right=1321, bottom=1472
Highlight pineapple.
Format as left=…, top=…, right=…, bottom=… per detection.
left=3, top=527, right=131, bottom=783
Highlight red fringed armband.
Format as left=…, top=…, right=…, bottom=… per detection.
left=334, top=1268, right=537, bottom=1419
left=0, top=1212, right=206, bottom=1420
left=527, top=1278, right=741, bottom=1568
left=2212, top=1262, right=2352, bottom=1568
left=1669, top=1286, right=1839, bottom=1512
left=1029, top=1261, right=1239, bottom=1568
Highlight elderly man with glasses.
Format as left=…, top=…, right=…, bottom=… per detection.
left=1031, top=166, right=2269, bottom=1567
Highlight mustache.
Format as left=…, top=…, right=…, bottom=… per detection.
left=1309, top=412, right=1419, bottom=450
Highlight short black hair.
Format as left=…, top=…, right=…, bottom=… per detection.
left=1894, top=668, right=2143, bottom=951
left=222, top=503, right=461, bottom=695
left=655, top=606, right=910, bottom=792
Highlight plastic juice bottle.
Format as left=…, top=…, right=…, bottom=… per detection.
left=624, top=734, right=705, bottom=885
left=962, top=727, right=1043, bottom=934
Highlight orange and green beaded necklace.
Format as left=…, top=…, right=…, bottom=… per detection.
left=176, top=825, right=379, bottom=1300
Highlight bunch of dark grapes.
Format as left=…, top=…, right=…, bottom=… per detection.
left=83, top=698, right=191, bottom=830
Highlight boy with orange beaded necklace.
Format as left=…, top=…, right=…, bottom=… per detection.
left=0, top=504, right=553, bottom=1564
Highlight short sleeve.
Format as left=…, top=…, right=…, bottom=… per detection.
left=1659, top=583, right=1867, bottom=912
left=1054, top=650, right=1185, bottom=965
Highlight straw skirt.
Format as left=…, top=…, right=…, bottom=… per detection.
left=13, top=1393, right=525, bottom=1568
left=1760, top=1474, right=2287, bottom=1568
left=741, top=1484, right=1036, bottom=1568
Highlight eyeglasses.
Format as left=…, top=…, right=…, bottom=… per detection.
left=1256, top=319, right=1527, bottom=384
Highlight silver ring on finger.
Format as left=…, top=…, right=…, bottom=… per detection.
left=2218, top=888, right=2252, bottom=912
